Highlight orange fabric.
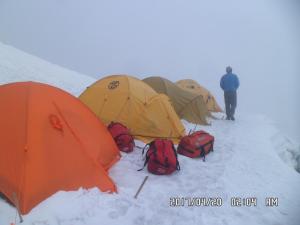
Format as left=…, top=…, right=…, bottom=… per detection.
left=0, top=82, right=120, bottom=214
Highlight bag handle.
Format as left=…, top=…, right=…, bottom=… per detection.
left=138, top=142, right=154, bottom=171
left=198, top=140, right=214, bottom=161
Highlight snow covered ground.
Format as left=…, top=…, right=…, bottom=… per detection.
left=0, top=42, right=94, bottom=96
left=271, top=132, right=300, bottom=174
left=0, top=42, right=300, bottom=225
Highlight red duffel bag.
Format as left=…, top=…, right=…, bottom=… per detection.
left=107, top=122, right=135, bottom=153
left=177, top=131, right=214, bottom=161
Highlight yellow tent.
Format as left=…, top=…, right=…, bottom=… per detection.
left=176, top=79, right=222, bottom=112
left=79, top=75, right=186, bottom=143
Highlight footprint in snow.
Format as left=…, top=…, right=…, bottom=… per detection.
left=108, top=199, right=131, bottom=219
left=32, top=221, right=50, bottom=225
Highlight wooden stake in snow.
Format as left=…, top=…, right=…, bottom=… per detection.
left=12, top=192, right=23, bottom=223
left=134, top=176, right=149, bottom=199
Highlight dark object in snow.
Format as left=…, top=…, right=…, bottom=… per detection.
left=12, top=192, right=23, bottom=223
left=134, top=176, right=149, bottom=199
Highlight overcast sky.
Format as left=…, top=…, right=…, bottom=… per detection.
left=0, top=0, right=299, bottom=142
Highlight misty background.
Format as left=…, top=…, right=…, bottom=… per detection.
left=0, top=0, right=299, bottom=142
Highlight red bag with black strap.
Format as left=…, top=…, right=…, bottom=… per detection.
left=107, top=122, right=135, bottom=153
left=139, top=139, right=180, bottom=175
left=177, top=131, right=214, bottom=161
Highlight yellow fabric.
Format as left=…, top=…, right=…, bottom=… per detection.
left=176, top=79, right=222, bottom=112
left=79, top=75, right=186, bottom=143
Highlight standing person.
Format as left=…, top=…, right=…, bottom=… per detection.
left=220, top=66, right=240, bottom=120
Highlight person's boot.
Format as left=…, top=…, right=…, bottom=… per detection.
left=231, top=116, right=235, bottom=121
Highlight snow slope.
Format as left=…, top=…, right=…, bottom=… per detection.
left=0, top=42, right=95, bottom=96
left=271, top=132, right=300, bottom=173
left=0, top=43, right=300, bottom=225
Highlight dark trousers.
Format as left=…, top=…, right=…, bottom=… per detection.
left=224, top=91, right=237, bottom=119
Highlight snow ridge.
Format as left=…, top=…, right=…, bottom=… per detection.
left=271, top=133, right=300, bottom=173
left=0, top=42, right=95, bottom=96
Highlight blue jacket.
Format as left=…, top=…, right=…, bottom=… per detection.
left=220, top=73, right=240, bottom=92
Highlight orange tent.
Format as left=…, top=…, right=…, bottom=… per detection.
left=0, top=82, right=120, bottom=214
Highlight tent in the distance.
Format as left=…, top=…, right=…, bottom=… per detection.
left=0, top=81, right=120, bottom=214
left=79, top=75, right=186, bottom=143
left=176, top=79, right=222, bottom=112
left=143, top=76, right=210, bottom=125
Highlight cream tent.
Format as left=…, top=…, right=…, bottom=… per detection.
left=176, top=79, right=222, bottom=112
left=143, top=76, right=210, bottom=125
